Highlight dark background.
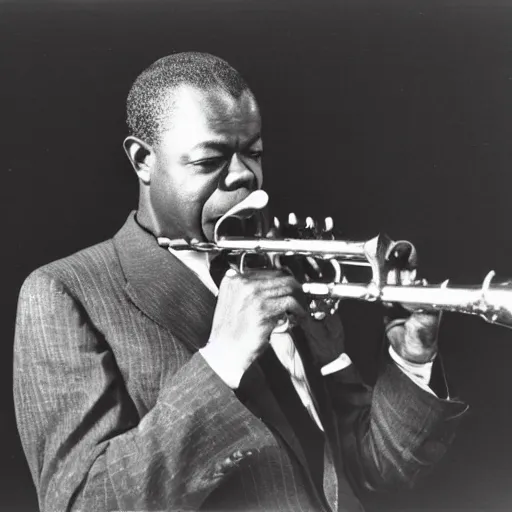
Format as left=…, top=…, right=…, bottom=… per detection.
left=2, top=0, right=512, bottom=510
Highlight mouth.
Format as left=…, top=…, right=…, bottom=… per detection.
left=213, top=212, right=261, bottom=238
left=207, top=190, right=269, bottom=240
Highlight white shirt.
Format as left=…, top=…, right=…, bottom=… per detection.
left=169, top=249, right=435, bottom=432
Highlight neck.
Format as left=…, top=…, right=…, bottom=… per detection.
left=136, top=195, right=163, bottom=238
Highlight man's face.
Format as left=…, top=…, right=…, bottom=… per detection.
left=148, top=85, right=263, bottom=242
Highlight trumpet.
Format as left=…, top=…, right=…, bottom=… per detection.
left=157, top=190, right=512, bottom=330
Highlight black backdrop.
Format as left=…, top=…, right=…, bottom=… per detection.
left=2, top=0, right=512, bottom=510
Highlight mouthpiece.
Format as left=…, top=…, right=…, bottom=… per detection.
left=214, top=190, right=269, bottom=241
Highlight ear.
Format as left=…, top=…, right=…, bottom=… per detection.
left=123, top=136, right=155, bottom=185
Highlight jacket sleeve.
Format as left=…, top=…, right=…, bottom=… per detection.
left=314, top=316, right=468, bottom=494
left=13, top=270, right=258, bottom=512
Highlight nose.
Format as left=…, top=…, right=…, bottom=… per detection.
left=222, top=154, right=259, bottom=191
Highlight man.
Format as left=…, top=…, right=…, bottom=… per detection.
left=14, top=52, right=467, bottom=512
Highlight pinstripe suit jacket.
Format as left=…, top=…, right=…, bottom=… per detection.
left=14, top=212, right=467, bottom=512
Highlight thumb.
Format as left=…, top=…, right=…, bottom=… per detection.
left=404, top=312, right=441, bottom=346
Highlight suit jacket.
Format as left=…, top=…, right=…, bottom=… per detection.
left=13, top=212, right=468, bottom=512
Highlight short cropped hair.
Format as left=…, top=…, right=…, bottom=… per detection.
left=126, top=52, right=252, bottom=144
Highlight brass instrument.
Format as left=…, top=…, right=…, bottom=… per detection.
left=158, top=190, right=512, bottom=330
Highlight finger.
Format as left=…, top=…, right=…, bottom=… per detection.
left=251, top=277, right=307, bottom=314
left=322, top=217, right=334, bottom=239
left=304, top=217, right=318, bottom=238
left=305, top=256, right=323, bottom=278
left=405, top=315, right=440, bottom=345
left=388, top=241, right=417, bottom=270
left=386, top=323, right=405, bottom=346
left=232, top=271, right=303, bottom=301
left=256, top=275, right=304, bottom=299
left=219, top=267, right=282, bottom=289
left=409, top=311, right=441, bottom=327
left=270, top=295, right=307, bottom=321
left=283, top=212, right=300, bottom=238
left=279, top=255, right=307, bottom=281
left=398, top=269, right=418, bottom=285
left=242, top=268, right=294, bottom=281
left=266, top=223, right=280, bottom=239
left=303, top=256, right=337, bottom=281
left=224, top=267, right=238, bottom=278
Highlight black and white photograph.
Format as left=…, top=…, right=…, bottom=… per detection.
left=3, top=0, right=512, bottom=511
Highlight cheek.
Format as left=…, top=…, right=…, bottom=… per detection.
left=200, top=187, right=221, bottom=223
left=152, top=165, right=208, bottom=211
left=150, top=158, right=222, bottom=238
left=150, top=172, right=183, bottom=215
left=253, top=164, right=263, bottom=189
left=178, top=176, right=221, bottom=237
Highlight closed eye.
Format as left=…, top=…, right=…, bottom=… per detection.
left=246, top=150, right=263, bottom=160
left=192, top=157, right=226, bottom=171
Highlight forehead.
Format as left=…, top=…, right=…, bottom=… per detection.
left=160, top=85, right=261, bottom=148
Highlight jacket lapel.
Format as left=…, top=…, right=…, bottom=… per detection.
left=113, top=212, right=216, bottom=352
left=239, top=360, right=333, bottom=511
left=238, top=360, right=312, bottom=466
left=112, top=214, right=307, bottom=431
left=112, top=212, right=336, bottom=510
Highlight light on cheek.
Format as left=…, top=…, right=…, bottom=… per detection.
left=254, top=167, right=263, bottom=189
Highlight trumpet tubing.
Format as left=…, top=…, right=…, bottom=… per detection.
left=303, top=274, right=512, bottom=329
left=157, top=190, right=512, bottom=331
left=216, top=237, right=369, bottom=261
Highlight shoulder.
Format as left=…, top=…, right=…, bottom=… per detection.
left=20, top=238, right=121, bottom=304
left=14, top=241, right=123, bottom=374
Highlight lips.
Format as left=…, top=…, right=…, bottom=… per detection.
left=205, top=189, right=267, bottom=240
left=210, top=191, right=253, bottom=220
left=213, top=212, right=263, bottom=238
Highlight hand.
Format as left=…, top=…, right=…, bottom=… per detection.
left=386, top=310, right=441, bottom=364
left=207, top=268, right=307, bottom=381
left=301, top=313, right=345, bottom=368
left=265, top=214, right=345, bottom=367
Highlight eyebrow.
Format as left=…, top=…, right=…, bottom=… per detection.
left=191, top=141, right=229, bottom=153
left=191, top=134, right=262, bottom=153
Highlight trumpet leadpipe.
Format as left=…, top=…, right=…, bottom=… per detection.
left=215, top=237, right=368, bottom=261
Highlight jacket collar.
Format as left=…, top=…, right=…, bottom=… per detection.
left=113, top=211, right=217, bottom=352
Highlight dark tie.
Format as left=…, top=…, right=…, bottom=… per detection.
left=258, top=346, right=325, bottom=496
